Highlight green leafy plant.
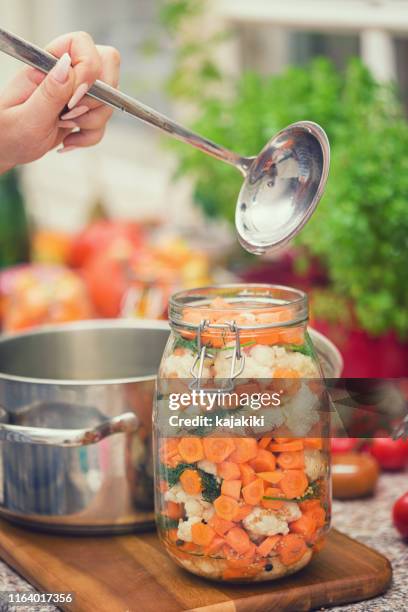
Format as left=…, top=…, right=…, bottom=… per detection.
left=160, top=1, right=408, bottom=337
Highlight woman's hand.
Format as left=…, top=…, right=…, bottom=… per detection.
left=0, top=31, right=120, bottom=174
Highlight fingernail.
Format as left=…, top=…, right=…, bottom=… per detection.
left=61, top=105, right=88, bottom=120
left=57, top=146, right=78, bottom=154
left=68, top=83, right=89, bottom=109
left=51, top=53, right=71, bottom=84
left=57, top=120, right=78, bottom=129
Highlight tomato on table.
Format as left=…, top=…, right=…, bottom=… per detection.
left=393, top=492, right=408, bottom=539
left=369, top=438, right=408, bottom=471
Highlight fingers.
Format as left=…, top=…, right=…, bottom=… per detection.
left=47, top=31, right=103, bottom=110
left=23, top=54, right=75, bottom=125
left=59, top=127, right=106, bottom=152
left=59, top=44, right=120, bottom=152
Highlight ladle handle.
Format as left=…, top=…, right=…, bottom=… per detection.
left=0, top=27, right=245, bottom=170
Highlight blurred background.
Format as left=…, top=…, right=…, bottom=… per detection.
left=0, top=0, right=408, bottom=377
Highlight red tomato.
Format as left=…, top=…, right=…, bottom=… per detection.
left=393, top=492, right=408, bottom=539
left=331, top=438, right=359, bottom=454
left=68, top=220, right=144, bottom=268
left=369, top=438, right=408, bottom=471
left=81, top=253, right=129, bottom=317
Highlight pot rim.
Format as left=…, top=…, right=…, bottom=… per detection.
left=0, top=318, right=170, bottom=387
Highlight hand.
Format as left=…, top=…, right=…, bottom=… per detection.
left=0, top=31, right=120, bottom=174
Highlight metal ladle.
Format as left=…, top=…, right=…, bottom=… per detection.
left=0, top=28, right=330, bottom=254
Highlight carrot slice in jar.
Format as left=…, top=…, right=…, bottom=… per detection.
left=178, top=437, right=204, bottom=462
left=290, top=513, right=317, bottom=541
left=279, top=470, right=309, bottom=499
left=221, top=479, right=242, bottom=500
left=242, top=478, right=264, bottom=505
left=229, top=438, right=258, bottom=463
left=278, top=534, right=308, bottom=566
left=277, top=450, right=305, bottom=470
left=262, top=487, right=285, bottom=510
left=258, top=436, right=273, bottom=449
left=203, top=437, right=235, bottom=463
left=218, top=461, right=241, bottom=480
left=257, top=470, right=284, bottom=484
left=269, top=440, right=304, bottom=452
left=256, top=535, right=281, bottom=557
left=191, top=522, right=216, bottom=547
left=163, top=501, right=184, bottom=520
left=249, top=449, right=277, bottom=472
left=234, top=504, right=253, bottom=521
left=203, top=535, right=225, bottom=556
left=239, top=463, right=257, bottom=485
left=180, top=469, right=202, bottom=495
left=208, top=515, right=234, bottom=535
left=214, top=495, right=240, bottom=521
left=225, top=527, right=251, bottom=554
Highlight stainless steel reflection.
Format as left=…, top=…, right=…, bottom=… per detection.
left=0, top=320, right=341, bottom=535
left=0, top=28, right=329, bottom=255
left=0, top=320, right=169, bottom=534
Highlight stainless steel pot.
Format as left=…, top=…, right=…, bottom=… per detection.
left=0, top=320, right=342, bottom=534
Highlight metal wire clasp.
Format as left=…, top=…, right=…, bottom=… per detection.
left=189, top=320, right=245, bottom=391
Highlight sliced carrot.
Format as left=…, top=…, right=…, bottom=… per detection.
left=180, top=469, right=202, bottom=495
left=274, top=438, right=291, bottom=443
left=262, top=487, right=285, bottom=510
left=277, top=450, right=305, bottom=470
left=159, top=479, right=169, bottom=493
left=191, top=522, right=216, bottom=547
left=203, top=437, right=235, bottom=463
left=178, top=437, right=204, bottom=463
left=242, top=478, right=264, bottom=505
left=278, top=534, right=308, bottom=566
left=224, top=542, right=257, bottom=568
left=168, top=528, right=179, bottom=543
left=257, top=470, right=284, bottom=484
left=208, top=514, right=234, bottom=536
left=272, top=367, right=301, bottom=394
left=218, top=461, right=241, bottom=480
left=269, top=440, right=304, bottom=452
left=234, top=504, right=253, bottom=521
left=203, top=535, right=225, bottom=556
left=239, top=463, right=256, bottom=486
left=159, top=438, right=179, bottom=464
left=305, top=505, right=326, bottom=529
left=258, top=436, right=273, bottom=449
left=214, top=495, right=239, bottom=521
left=299, top=499, right=321, bottom=512
left=249, top=449, right=277, bottom=472
left=290, top=513, right=317, bottom=541
left=279, top=470, right=309, bottom=499
left=225, top=527, right=251, bottom=554
left=257, top=535, right=281, bottom=557
left=167, top=453, right=182, bottom=468
left=221, top=479, right=242, bottom=500
left=163, top=501, right=184, bottom=520
left=303, top=438, right=324, bottom=450
left=278, top=327, right=304, bottom=345
left=228, top=438, right=258, bottom=463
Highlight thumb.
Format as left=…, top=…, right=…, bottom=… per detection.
left=24, top=53, right=74, bottom=123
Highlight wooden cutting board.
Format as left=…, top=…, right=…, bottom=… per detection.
left=0, top=521, right=391, bottom=612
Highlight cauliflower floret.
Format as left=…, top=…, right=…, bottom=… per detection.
left=276, top=502, right=302, bottom=523
left=304, top=449, right=325, bottom=481
left=161, top=348, right=212, bottom=378
left=283, top=384, right=320, bottom=436
left=165, top=483, right=189, bottom=504
left=177, top=516, right=201, bottom=542
left=197, top=460, right=218, bottom=477
left=213, top=350, right=272, bottom=379
left=243, top=507, right=289, bottom=536
left=250, top=345, right=276, bottom=368
left=167, top=484, right=215, bottom=521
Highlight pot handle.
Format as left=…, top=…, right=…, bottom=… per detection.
left=0, top=412, right=139, bottom=447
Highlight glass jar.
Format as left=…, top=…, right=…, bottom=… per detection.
left=154, top=284, right=331, bottom=582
